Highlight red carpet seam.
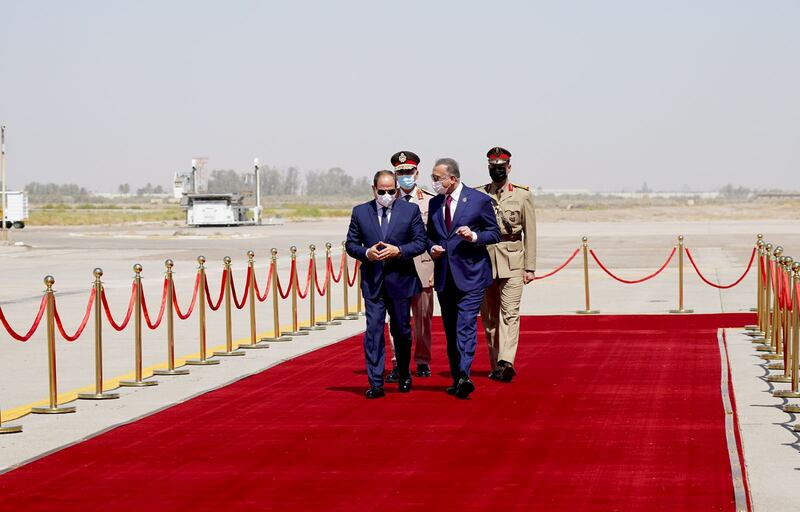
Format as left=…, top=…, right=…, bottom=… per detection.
left=718, top=328, right=752, bottom=512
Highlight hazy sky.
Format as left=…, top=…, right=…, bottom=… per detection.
left=1, top=1, right=797, bottom=192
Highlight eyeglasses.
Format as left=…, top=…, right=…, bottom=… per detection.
left=376, top=189, right=397, bottom=195
left=430, top=174, right=451, bottom=182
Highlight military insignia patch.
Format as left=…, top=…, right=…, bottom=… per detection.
left=398, top=153, right=407, bottom=163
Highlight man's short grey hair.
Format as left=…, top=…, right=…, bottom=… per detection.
left=373, top=169, right=397, bottom=187
left=434, top=158, right=460, bottom=178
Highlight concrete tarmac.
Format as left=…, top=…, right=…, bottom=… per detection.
left=0, top=218, right=797, bottom=509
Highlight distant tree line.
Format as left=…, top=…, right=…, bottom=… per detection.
left=206, top=166, right=370, bottom=197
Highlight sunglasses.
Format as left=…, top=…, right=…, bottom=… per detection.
left=376, top=189, right=397, bottom=195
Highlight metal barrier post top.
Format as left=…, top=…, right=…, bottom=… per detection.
left=78, top=268, right=120, bottom=400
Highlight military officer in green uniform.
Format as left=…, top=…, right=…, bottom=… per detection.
left=477, top=147, right=537, bottom=382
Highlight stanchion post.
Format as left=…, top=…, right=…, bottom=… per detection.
left=754, top=239, right=766, bottom=334
left=120, top=264, right=158, bottom=387
left=282, top=246, right=307, bottom=336
left=215, top=256, right=246, bottom=356
left=31, top=276, right=76, bottom=414
left=78, top=268, right=120, bottom=399
left=301, top=244, right=325, bottom=332
left=335, top=241, right=358, bottom=320
left=153, top=260, right=189, bottom=376
left=768, top=256, right=792, bottom=381
left=186, top=256, right=221, bottom=365
left=261, top=248, right=292, bottom=342
left=320, top=242, right=340, bottom=326
left=669, top=235, right=693, bottom=314
left=782, top=262, right=800, bottom=406
left=241, top=251, right=271, bottom=348
left=757, top=245, right=779, bottom=355
left=746, top=233, right=764, bottom=317
left=576, top=236, right=599, bottom=315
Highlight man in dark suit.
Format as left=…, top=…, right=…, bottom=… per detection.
left=427, top=158, right=500, bottom=399
left=346, top=170, right=428, bottom=399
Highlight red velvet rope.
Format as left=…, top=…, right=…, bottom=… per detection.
left=54, top=288, right=96, bottom=342
left=330, top=253, right=345, bottom=283
left=760, top=254, right=766, bottom=281
left=783, top=273, right=792, bottom=311
left=0, top=295, right=48, bottom=342
left=276, top=260, right=295, bottom=300
left=314, top=258, right=329, bottom=296
left=347, top=260, right=360, bottom=287
left=173, top=273, right=201, bottom=320
left=142, top=278, right=169, bottom=330
left=204, top=270, right=226, bottom=312
left=253, top=264, right=273, bottom=302
left=684, top=247, right=755, bottom=290
left=533, top=247, right=581, bottom=281
left=590, top=247, right=676, bottom=285
left=102, top=284, right=136, bottom=331
left=229, top=267, right=251, bottom=310
left=297, top=259, right=314, bottom=299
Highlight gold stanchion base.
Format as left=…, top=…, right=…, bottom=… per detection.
left=120, top=379, right=158, bottom=387
left=744, top=325, right=760, bottom=331
left=300, top=326, right=325, bottom=331
left=239, top=342, right=271, bottom=349
left=317, top=321, right=341, bottom=326
left=756, top=345, right=775, bottom=352
left=31, top=405, right=76, bottom=414
left=669, top=309, right=694, bottom=314
left=0, top=425, right=22, bottom=434
left=213, top=350, right=246, bottom=356
left=185, top=358, right=221, bottom=365
left=760, top=354, right=782, bottom=361
left=260, top=336, right=292, bottom=342
left=282, top=331, right=309, bottom=336
left=768, top=362, right=785, bottom=371
left=749, top=308, right=758, bottom=312
left=153, top=368, right=190, bottom=376
left=773, top=390, right=800, bottom=398
left=745, top=331, right=765, bottom=337
left=576, top=310, right=599, bottom=315
left=784, top=404, right=800, bottom=414
left=77, top=392, right=120, bottom=400
left=767, top=375, right=792, bottom=383
left=751, top=338, right=767, bottom=344
left=334, top=315, right=359, bottom=321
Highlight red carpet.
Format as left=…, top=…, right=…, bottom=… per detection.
left=0, top=313, right=751, bottom=511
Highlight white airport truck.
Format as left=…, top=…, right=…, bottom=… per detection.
left=1, top=191, right=28, bottom=229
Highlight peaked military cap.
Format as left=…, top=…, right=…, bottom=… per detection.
left=390, top=151, right=420, bottom=171
left=487, top=146, right=512, bottom=165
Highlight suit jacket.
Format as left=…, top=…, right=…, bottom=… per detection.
left=401, top=186, right=435, bottom=288
left=426, top=185, right=501, bottom=293
left=345, top=198, right=427, bottom=300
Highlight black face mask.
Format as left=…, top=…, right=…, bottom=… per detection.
left=489, top=166, right=508, bottom=183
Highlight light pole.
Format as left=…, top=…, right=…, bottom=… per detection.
left=1, top=125, right=7, bottom=243
left=190, top=158, right=197, bottom=194
left=254, top=157, right=262, bottom=225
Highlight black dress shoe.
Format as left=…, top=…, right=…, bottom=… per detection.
left=445, top=385, right=458, bottom=395
left=415, top=364, right=432, bottom=377
left=488, top=369, right=503, bottom=381
left=385, top=369, right=400, bottom=383
left=365, top=387, right=385, bottom=399
left=399, top=378, right=412, bottom=393
left=455, top=377, right=475, bottom=399
left=501, top=364, right=517, bottom=382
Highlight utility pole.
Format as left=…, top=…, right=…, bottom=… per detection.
left=1, top=125, right=7, bottom=243
left=254, top=157, right=262, bottom=225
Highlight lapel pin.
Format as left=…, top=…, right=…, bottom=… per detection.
left=462, top=197, right=468, bottom=203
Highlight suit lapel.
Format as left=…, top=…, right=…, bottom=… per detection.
left=431, top=196, right=447, bottom=236
left=367, top=200, right=383, bottom=241
left=448, top=187, right=471, bottom=236
left=385, top=202, right=400, bottom=240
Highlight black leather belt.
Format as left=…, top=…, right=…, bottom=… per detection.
left=500, top=234, right=521, bottom=242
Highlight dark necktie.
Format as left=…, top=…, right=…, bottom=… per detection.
left=404, top=194, right=412, bottom=202
left=380, top=206, right=389, bottom=239
left=445, top=195, right=453, bottom=232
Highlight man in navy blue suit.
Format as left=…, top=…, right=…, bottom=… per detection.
left=346, top=170, right=428, bottom=399
left=427, top=158, right=500, bottom=399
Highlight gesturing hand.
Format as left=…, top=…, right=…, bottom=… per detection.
left=377, top=243, right=401, bottom=260
left=523, top=270, right=535, bottom=284
left=430, top=245, right=446, bottom=259
left=366, top=243, right=383, bottom=261
left=456, top=226, right=475, bottom=241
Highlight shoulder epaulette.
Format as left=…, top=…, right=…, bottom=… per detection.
left=512, top=183, right=530, bottom=191
left=477, top=183, right=492, bottom=191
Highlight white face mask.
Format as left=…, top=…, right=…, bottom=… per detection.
left=432, top=179, right=446, bottom=195
left=376, top=192, right=396, bottom=208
